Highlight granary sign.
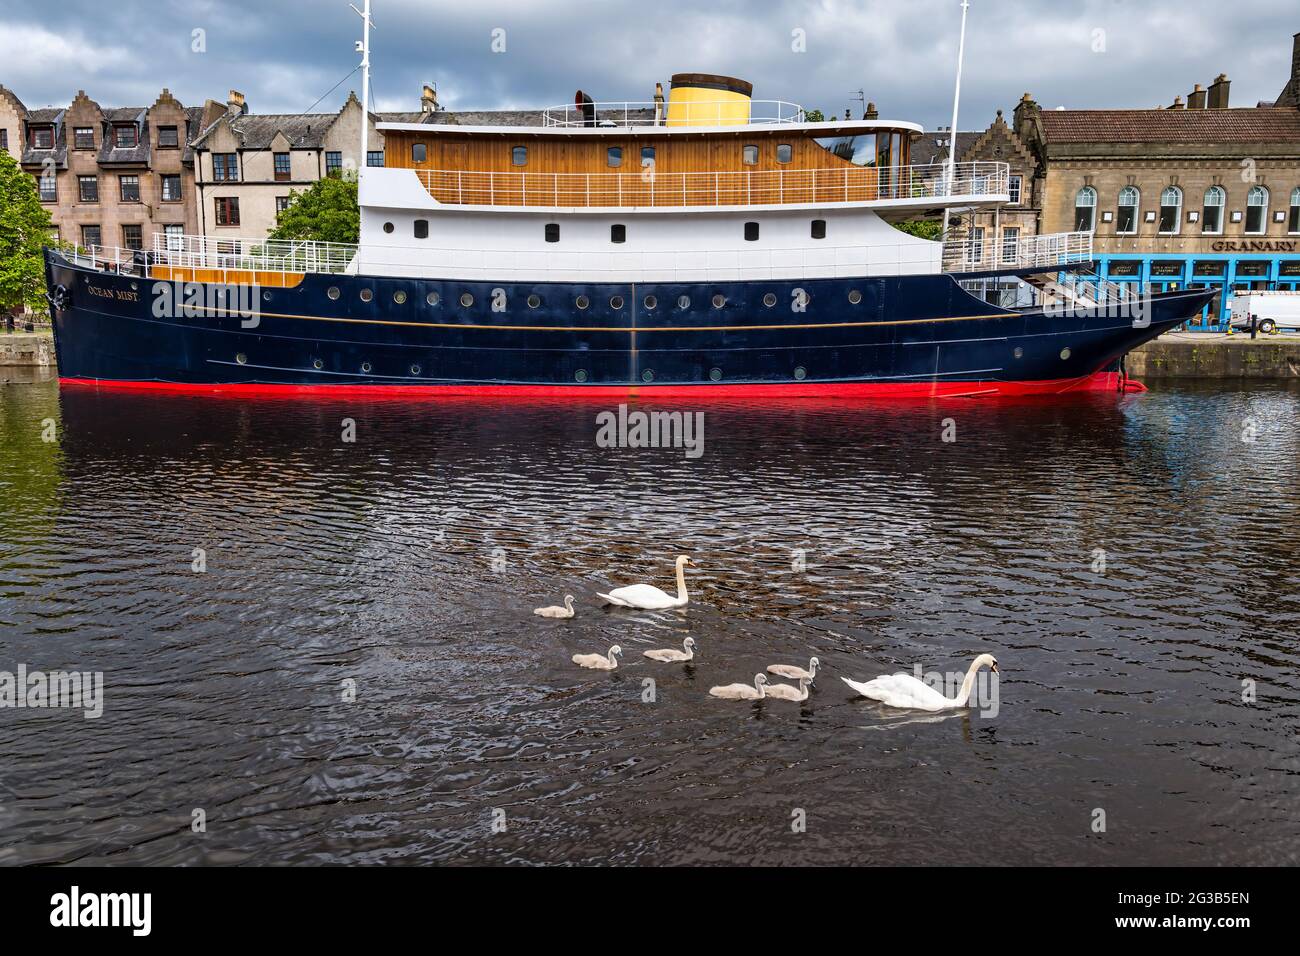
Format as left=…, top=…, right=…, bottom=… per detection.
left=1208, top=239, right=1297, bottom=253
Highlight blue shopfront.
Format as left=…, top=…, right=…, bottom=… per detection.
left=1096, top=252, right=1300, bottom=331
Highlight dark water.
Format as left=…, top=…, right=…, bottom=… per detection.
left=1, top=370, right=1298, bottom=866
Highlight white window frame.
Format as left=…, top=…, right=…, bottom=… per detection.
left=1202, top=186, right=1225, bottom=235
left=1074, top=186, right=1097, bottom=232
left=1158, top=186, right=1182, bottom=236
left=1117, top=186, right=1140, bottom=235
left=1246, top=186, right=1269, bottom=235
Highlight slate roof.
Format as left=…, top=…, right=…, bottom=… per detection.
left=1038, top=107, right=1300, bottom=144
left=910, top=130, right=980, bottom=166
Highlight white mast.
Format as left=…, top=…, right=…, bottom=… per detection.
left=351, top=0, right=374, bottom=183
left=942, top=0, right=970, bottom=245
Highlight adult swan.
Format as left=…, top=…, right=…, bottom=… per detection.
left=599, top=556, right=695, bottom=610
left=841, top=654, right=999, bottom=711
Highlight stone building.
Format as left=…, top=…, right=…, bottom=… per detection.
left=0, top=85, right=208, bottom=249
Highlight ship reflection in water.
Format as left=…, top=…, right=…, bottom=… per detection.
left=1, top=377, right=1298, bottom=865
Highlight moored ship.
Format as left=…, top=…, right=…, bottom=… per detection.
left=43, top=15, right=1214, bottom=398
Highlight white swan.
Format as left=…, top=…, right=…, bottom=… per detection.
left=709, top=673, right=767, bottom=700
left=572, top=645, right=622, bottom=670
left=764, top=676, right=811, bottom=702
left=599, top=556, right=695, bottom=610
left=534, top=595, right=575, bottom=618
left=841, top=654, right=999, bottom=711
left=767, top=656, right=819, bottom=682
left=644, top=637, right=696, bottom=662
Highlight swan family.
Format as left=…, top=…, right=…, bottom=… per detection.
left=537, top=553, right=1001, bottom=713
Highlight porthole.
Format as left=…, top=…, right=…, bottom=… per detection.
left=848, top=289, right=862, bottom=304
left=426, top=291, right=440, bottom=306
left=644, top=295, right=657, bottom=310
left=130, top=282, right=138, bottom=291
left=642, top=369, right=654, bottom=382
left=709, top=367, right=722, bottom=382
left=361, top=362, right=373, bottom=373
left=677, top=295, right=690, bottom=310
left=712, top=294, right=726, bottom=309
left=410, top=364, right=422, bottom=376
left=262, top=290, right=272, bottom=301
left=312, top=358, right=324, bottom=370
left=1013, top=347, right=1024, bottom=359
left=383, top=222, right=394, bottom=234
left=610, top=295, right=624, bottom=310
left=327, top=286, right=340, bottom=300
left=460, top=293, right=474, bottom=307
left=575, top=369, right=588, bottom=383
left=763, top=293, right=777, bottom=308
left=527, top=294, right=541, bottom=309
left=393, top=290, right=407, bottom=304
left=1060, top=347, right=1071, bottom=360
left=360, top=289, right=373, bottom=302
left=235, top=352, right=247, bottom=365
left=576, top=295, right=590, bottom=310
left=793, top=366, right=807, bottom=380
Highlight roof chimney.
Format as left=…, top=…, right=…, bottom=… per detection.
left=653, top=82, right=665, bottom=124
left=1170, top=94, right=1185, bottom=110
left=227, top=90, right=246, bottom=114
left=420, top=84, right=438, bottom=113
left=1188, top=83, right=1207, bottom=109
left=1208, top=73, right=1230, bottom=109
left=864, top=100, right=878, bottom=120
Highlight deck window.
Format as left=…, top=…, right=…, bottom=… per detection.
left=742, top=145, right=758, bottom=165
left=810, top=219, right=826, bottom=239
left=1117, top=186, right=1139, bottom=234
left=607, top=146, right=622, bottom=168
left=1159, top=186, right=1183, bottom=234
left=1246, top=186, right=1269, bottom=234
left=1202, top=186, right=1224, bottom=234
left=545, top=223, right=559, bottom=243
left=414, top=219, right=429, bottom=239
left=641, top=146, right=655, bottom=167
left=1074, top=186, right=1097, bottom=232
left=511, top=145, right=527, bottom=166
left=611, top=224, right=626, bottom=243
left=412, top=142, right=427, bottom=163
left=776, top=143, right=792, bottom=164
left=813, top=133, right=876, bottom=167
left=744, top=221, right=759, bottom=241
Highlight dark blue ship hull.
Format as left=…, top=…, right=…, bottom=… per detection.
left=44, top=250, right=1213, bottom=397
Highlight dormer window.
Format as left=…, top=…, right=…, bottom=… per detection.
left=114, top=125, right=138, bottom=148
left=74, top=127, right=95, bottom=150
left=30, top=126, right=53, bottom=150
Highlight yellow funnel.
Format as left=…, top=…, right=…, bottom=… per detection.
left=666, top=73, right=752, bottom=127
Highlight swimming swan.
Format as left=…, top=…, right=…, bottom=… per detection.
left=841, top=654, right=999, bottom=711
left=763, top=676, right=811, bottom=702
left=599, top=556, right=695, bottom=610
left=534, top=595, right=575, bottom=618
left=709, top=673, right=768, bottom=700
left=644, top=637, right=696, bottom=662
left=767, top=656, right=819, bottom=682
left=573, top=645, right=622, bottom=670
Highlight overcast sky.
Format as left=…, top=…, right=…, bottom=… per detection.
left=1, top=0, right=1295, bottom=128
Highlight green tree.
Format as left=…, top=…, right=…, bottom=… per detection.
left=267, top=175, right=359, bottom=244
left=894, top=219, right=943, bottom=241
left=0, top=151, right=54, bottom=313
left=803, top=109, right=825, bottom=123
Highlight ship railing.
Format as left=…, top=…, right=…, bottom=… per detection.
left=149, top=234, right=358, bottom=276
left=413, top=161, right=1009, bottom=208
left=959, top=271, right=1154, bottom=313
left=943, top=231, right=1093, bottom=272
left=541, top=100, right=806, bottom=128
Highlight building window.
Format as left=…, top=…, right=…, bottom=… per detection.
left=367, top=150, right=384, bottom=167
left=744, top=221, right=759, bottom=241
left=1246, top=186, right=1268, bottom=234
left=810, top=219, right=826, bottom=239
left=412, top=142, right=427, bottom=163
left=611, top=224, right=626, bottom=243
left=157, top=126, right=179, bottom=148
left=1074, top=186, right=1097, bottom=232
left=776, top=143, right=792, bottom=164
left=274, top=152, right=291, bottom=181
left=742, top=145, right=758, bottom=165
left=74, top=127, right=94, bottom=150
left=30, top=126, right=53, bottom=150
left=1159, top=186, right=1182, bottom=234
left=114, top=125, right=138, bottom=148
left=607, top=146, right=622, bottom=168
left=1008, top=174, right=1022, bottom=204
left=1201, top=186, right=1225, bottom=234
left=37, top=171, right=56, bottom=202
left=1117, top=186, right=1139, bottom=234
left=212, top=153, right=239, bottom=182
left=511, top=145, right=527, bottom=166
left=275, top=196, right=292, bottom=214
left=78, top=176, right=98, bottom=203
left=0, top=129, right=7, bottom=150
left=970, top=226, right=985, bottom=262
left=544, top=223, right=560, bottom=242
left=641, top=146, right=655, bottom=167
left=161, top=174, right=182, bottom=202
left=82, top=225, right=101, bottom=248
left=119, top=175, right=140, bottom=202
left=414, top=219, right=429, bottom=239
left=1290, top=187, right=1300, bottom=234
left=122, top=224, right=143, bottom=250
left=214, top=196, right=240, bottom=226
left=325, top=151, right=343, bottom=178
left=164, top=224, right=184, bottom=250
left=1001, top=227, right=1021, bottom=263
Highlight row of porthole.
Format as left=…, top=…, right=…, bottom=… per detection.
left=572, top=366, right=809, bottom=383
left=325, top=287, right=866, bottom=310
left=234, top=353, right=424, bottom=376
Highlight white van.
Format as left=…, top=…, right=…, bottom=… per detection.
left=1229, top=291, right=1300, bottom=333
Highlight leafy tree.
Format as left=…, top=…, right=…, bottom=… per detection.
left=803, top=109, right=825, bottom=123
left=894, top=219, right=943, bottom=241
left=267, top=175, right=359, bottom=244
left=0, top=150, right=55, bottom=314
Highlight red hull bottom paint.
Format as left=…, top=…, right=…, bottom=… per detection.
left=58, top=372, right=1135, bottom=401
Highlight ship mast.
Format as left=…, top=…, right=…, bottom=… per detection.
left=942, top=0, right=970, bottom=244
left=351, top=0, right=374, bottom=183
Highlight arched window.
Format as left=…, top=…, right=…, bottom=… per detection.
left=1117, top=186, right=1139, bottom=234
left=1289, top=187, right=1300, bottom=234
left=1246, top=185, right=1268, bottom=234
left=1074, top=186, right=1097, bottom=232
left=1159, top=186, right=1183, bottom=234
left=1202, top=186, right=1225, bottom=234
